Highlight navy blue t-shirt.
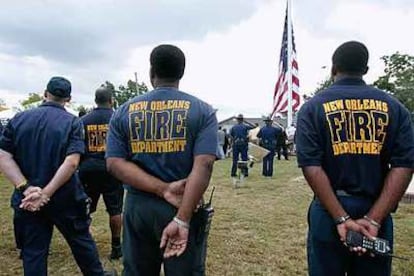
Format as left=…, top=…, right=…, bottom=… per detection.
left=106, top=87, right=218, bottom=192
left=0, top=102, right=86, bottom=207
left=230, top=123, right=253, bottom=146
left=296, top=77, right=414, bottom=199
left=257, top=125, right=282, bottom=150
left=80, top=107, right=113, bottom=171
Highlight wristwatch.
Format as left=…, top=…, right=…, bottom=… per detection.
left=16, top=181, right=29, bottom=193
left=334, top=215, right=350, bottom=225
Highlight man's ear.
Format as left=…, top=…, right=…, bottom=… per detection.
left=44, top=91, right=48, bottom=99
left=65, top=96, right=72, bottom=103
left=149, top=67, right=155, bottom=88
left=363, top=66, right=369, bottom=75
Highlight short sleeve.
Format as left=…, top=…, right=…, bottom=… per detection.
left=389, top=107, right=414, bottom=168
left=66, top=118, right=85, bottom=156
left=296, top=102, right=324, bottom=167
left=106, top=108, right=129, bottom=159
left=193, top=106, right=218, bottom=156
left=0, top=120, right=15, bottom=154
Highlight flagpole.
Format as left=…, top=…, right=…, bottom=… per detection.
left=286, top=0, right=293, bottom=127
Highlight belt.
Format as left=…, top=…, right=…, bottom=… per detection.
left=335, top=190, right=352, bottom=197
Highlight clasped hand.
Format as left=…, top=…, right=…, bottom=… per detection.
left=337, top=218, right=379, bottom=256
left=163, top=179, right=186, bottom=208
left=19, top=186, right=50, bottom=212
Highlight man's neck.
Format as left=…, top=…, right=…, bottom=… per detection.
left=97, top=103, right=111, bottom=109
left=333, top=73, right=363, bottom=82
left=153, top=79, right=179, bottom=89
left=44, top=99, right=65, bottom=107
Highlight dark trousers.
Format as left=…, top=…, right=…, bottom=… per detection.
left=122, top=191, right=206, bottom=276
left=276, top=145, right=288, bottom=160
left=222, top=144, right=228, bottom=155
left=262, top=150, right=275, bottom=176
left=307, top=197, right=393, bottom=276
left=231, top=144, right=248, bottom=177
left=14, top=203, right=103, bottom=276
left=79, top=170, right=124, bottom=216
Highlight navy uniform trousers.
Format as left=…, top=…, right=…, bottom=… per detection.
left=262, top=148, right=275, bottom=176
left=307, top=196, right=393, bottom=276
left=123, top=191, right=206, bottom=276
left=14, top=199, right=103, bottom=276
left=231, top=144, right=248, bottom=177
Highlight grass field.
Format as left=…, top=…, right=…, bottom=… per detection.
left=0, top=158, right=413, bottom=275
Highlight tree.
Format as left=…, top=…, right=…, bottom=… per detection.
left=103, top=80, right=149, bottom=108
left=0, top=99, right=6, bottom=111
left=373, top=52, right=414, bottom=114
left=311, top=76, right=333, bottom=96
left=21, top=93, right=43, bottom=108
left=76, top=105, right=90, bottom=117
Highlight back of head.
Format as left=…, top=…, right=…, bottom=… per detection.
left=150, top=44, right=185, bottom=81
left=332, top=41, right=369, bottom=76
left=95, top=87, right=112, bottom=106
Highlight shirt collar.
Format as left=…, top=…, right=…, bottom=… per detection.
left=40, top=101, right=66, bottom=110
left=333, top=77, right=366, bottom=86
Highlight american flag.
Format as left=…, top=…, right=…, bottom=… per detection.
left=271, top=11, right=301, bottom=116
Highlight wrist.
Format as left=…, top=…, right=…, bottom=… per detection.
left=334, top=214, right=350, bottom=225
left=363, top=215, right=381, bottom=229
left=16, top=180, right=28, bottom=193
left=158, top=183, right=168, bottom=198
left=173, top=216, right=190, bottom=229
left=41, top=186, right=54, bottom=199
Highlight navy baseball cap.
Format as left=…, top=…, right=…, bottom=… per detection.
left=46, top=76, right=71, bottom=98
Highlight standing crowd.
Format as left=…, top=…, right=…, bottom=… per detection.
left=0, top=41, right=413, bottom=276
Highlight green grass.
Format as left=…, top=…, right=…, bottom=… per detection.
left=0, top=158, right=413, bottom=275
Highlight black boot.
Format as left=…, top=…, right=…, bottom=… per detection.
left=109, top=245, right=122, bottom=260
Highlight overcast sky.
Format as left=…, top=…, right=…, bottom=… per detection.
left=0, top=0, right=413, bottom=120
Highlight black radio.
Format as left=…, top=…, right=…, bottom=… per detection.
left=345, top=230, right=391, bottom=256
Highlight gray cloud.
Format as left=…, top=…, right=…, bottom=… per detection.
left=0, top=0, right=262, bottom=64
left=294, top=0, right=414, bottom=38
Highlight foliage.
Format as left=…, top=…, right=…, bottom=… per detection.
left=373, top=52, right=414, bottom=114
left=312, top=77, right=333, bottom=95
left=76, top=105, right=90, bottom=117
left=103, top=80, right=149, bottom=108
left=20, top=93, right=43, bottom=108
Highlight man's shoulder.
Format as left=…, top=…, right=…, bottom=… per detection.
left=177, top=90, right=214, bottom=113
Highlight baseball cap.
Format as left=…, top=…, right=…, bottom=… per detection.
left=46, top=76, right=71, bottom=98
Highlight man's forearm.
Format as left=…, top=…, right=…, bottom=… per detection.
left=367, top=167, right=413, bottom=224
left=0, top=149, right=26, bottom=187
left=42, top=154, right=80, bottom=198
left=107, top=157, right=168, bottom=197
left=176, top=155, right=215, bottom=222
left=303, top=166, right=347, bottom=219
